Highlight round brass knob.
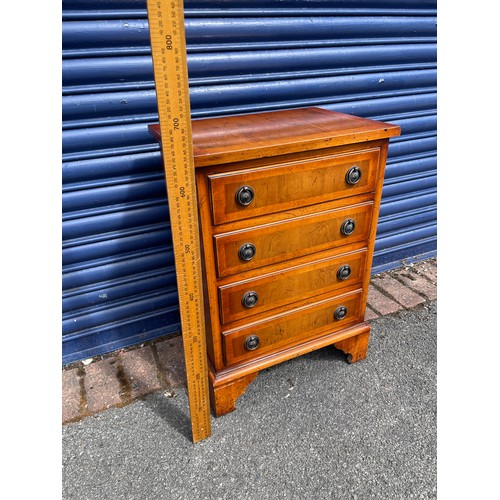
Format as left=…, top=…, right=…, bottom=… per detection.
left=334, top=306, right=348, bottom=320
left=244, top=335, right=260, bottom=351
left=337, top=265, right=352, bottom=281
left=340, top=219, right=356, bottom=236
left=238, top=243, right=256, bottom=261
left=346, top=166, right=362, bottom=185
left=242, top=291, right=259, bottom=308
left=235, top=186, right=255, bottom=206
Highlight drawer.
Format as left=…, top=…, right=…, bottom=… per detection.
left=209, top=148, right=380, bottom=225
left=214, top=201, right=373, bottom=278
left=218, top=248, right=368, bottom=324
left=222, top=288, right=364, bottom=366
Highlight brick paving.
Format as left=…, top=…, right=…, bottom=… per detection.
left=363, top=305, right=379, bottom=322
left=371, top=274, right=426, bottom=309
left=62, top=368, right=82, bottom=424
left=62, top=257, right=437, bottom=425
left=367, top=283, right=403, bottom=316
left=84, top=358, right=122, bottom=414
left=390, top=262, right=437, bottom=301
left=119, top=346, right=162, bottom=401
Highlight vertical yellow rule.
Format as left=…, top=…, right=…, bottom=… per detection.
left=146, top=0, right=211, bottom=443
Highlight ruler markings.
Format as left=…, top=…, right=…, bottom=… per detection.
left=147, top=0, right=211, bottom=443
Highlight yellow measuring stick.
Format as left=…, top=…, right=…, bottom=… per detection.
left=146, top=0, right=211, bottom=443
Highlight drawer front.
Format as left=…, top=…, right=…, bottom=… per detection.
left=214, top=201, right=373, bottom=278
left=223, top=289, right=364, bottom=366
left=209, top=148, right=380, bottom=225
left=218, top=248, right=368, bottom=324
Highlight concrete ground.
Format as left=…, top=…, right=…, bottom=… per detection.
left=62, top=300, right=437, bottom=499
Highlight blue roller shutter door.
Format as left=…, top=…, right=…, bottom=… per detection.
left=62, top=0, right=437, bottom=364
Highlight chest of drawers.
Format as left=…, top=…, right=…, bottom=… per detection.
left=149, top=107, right=400, bottom=416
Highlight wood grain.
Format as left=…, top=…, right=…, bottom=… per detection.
left=209, top=147, right=380, bottom=225
left=218, top=247, right=368, bottom=324
left=214, top=201, right=373, bottom=278
left=208, top=371, right=258, bottom=417
left=148, top=107, right=401, bottom=416
left=334, top=330, right=370, bottom=363
left=222, top=289, right=364, bottom=366
left=149, top=107, right=400, bottom=167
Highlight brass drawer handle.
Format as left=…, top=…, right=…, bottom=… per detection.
left=346, top=166, right=362, bottom=185
left=235, top=186, right=255, bottom=206
left=337, top=265, right=352, bottom=281
left=334, top=306, right=348, bottom=320
left=238, top=243, right=256, bottom=261
left=340, top=219, right=356, bottom=236
left=244, top=335, right=260, bottom=351
left=242, top=291, right=259, bottom=308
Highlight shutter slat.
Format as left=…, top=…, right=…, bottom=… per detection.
left=62, top=1, right=437, bottom=364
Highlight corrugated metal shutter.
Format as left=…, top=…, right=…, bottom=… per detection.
left=62, top=0, right=437, bottom=364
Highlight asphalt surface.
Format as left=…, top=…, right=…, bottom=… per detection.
left=62, top=301, right=437, bottom=500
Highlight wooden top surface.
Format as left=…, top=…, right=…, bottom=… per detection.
left=148, top=107, right=400, bottom=167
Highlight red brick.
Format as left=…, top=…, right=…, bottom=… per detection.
left=119, top=346, right=161, bottom=400
left=367, top=284, right=403, bottom=316
left=414, top=259, right=437, bottom=284
left=62, top=368, right=81, bottom=424
left=391, top=268, right=437, bottom=301
left=371, top=274, right=426, bottom=308
left=155, top=335, right=187, bottom=388
left=364, top=306, right=379, bottom=322
left=84, top=357, right=122, bottom=413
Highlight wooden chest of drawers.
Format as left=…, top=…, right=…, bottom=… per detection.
left=149, top=107, right=400, bottom=416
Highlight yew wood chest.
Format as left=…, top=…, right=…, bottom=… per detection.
left=149, top=107, right=400, bottom=416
